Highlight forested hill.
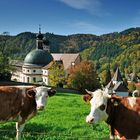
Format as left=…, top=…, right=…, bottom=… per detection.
left=0, top=32, right=100, bottom=58
left=0, top=27, right=140, bottom=75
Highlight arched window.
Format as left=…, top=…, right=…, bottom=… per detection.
left=33, top=77, right=36, bottom=82
left=27, top=77, right=29, bottom=83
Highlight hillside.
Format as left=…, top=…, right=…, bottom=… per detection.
left=0, top=27, right=140, bottom=76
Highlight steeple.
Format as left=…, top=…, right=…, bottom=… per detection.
left=39, top=24, right=41, bottom=34
left=112, top=67, right=123, bottom=84
left=36, top=25, right=43, bottom=49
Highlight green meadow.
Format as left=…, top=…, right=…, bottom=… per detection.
left=0, top=92, right=109, bottom=140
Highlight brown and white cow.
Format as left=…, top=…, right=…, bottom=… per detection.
left=83, top=89, right=140, bottom=139
left=0, top=86, right=56, bottom=140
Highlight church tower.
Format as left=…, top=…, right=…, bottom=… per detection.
left=36, top=25, right=50, bottom=52
left=36, top=25, right=43, bottom=50
left=43, top=36, right=50, bottom=52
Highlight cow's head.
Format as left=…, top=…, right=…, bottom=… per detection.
left=83, top=89, right=111, bottom=124
left=27, top=86, right=56, bottom=111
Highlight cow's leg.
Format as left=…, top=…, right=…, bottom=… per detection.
left=110, top=133, right=115, bottom=139
left=16, top=122, right=25, bottom=140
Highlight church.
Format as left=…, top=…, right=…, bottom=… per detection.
left=105, top=67, right=128, bottom=96
left=11, top=29, right=81, bottom=85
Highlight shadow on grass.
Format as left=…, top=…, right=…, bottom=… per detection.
left=0, top=123, right=109, bottom=140
left=0, top=122, right=67, bottom=140
left=56, top=93, right=82, bottom=97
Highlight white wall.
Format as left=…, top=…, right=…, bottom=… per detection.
left=42, top=76, right=48, bottom=85
left=22, top=74, right=42, bottom=83
left=11, top=71, right=22, bottom=82
left=42, top=69, right=48, bottom=75
left=22, top=67, right=43, bottom=83
left=42, top=69, right=49, bottom=85
left=22, top=68, right=42, bottom=74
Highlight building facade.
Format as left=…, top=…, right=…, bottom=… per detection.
left=11, top=30, right=81, bottom=85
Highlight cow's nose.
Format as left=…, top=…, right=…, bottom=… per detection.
left=86, top=116, right=94, bottom=124
left=89, top=118, right=94, bottom=124
left=37, top=106, right=44, bottom=111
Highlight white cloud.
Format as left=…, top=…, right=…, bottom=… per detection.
left=57, top=0, right=105, bottom=16
left=58, top=0, right=92, bottom=9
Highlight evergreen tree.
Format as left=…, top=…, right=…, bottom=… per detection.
left=0, top=32, right=12, bottom=81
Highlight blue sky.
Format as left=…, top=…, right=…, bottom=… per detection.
left=0, top=0, right=140, bottom=36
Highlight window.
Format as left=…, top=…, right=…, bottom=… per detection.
left=33, top=70, right=36, bottom=73
left=27, top=70, right=29, bottom=72
left=33, top=77, right=36, bottom=82
left=27, top=77, right=29, bottom=83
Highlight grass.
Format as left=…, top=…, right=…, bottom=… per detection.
left=0, top=92, right=109, bottom=140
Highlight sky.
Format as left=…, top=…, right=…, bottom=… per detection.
left=0, top=0, right=140, bottom=36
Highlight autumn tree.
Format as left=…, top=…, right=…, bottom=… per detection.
left=67, top=60, right=101, bottom=93
left=48, top=61, right=66, bottom=87
left=128, top=82, right=136, bottom=93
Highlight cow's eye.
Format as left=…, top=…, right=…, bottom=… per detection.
left=99, top=104, right=106, bottom=111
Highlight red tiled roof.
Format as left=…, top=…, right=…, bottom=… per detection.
left=51, top=53, right=80, bottom=70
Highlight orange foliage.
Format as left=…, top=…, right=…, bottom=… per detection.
left=67, top=60, right=101, bottom=93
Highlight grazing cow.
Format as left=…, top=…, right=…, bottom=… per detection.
left=83, top=89, right=140, bottom=139
left=0, top=86, right=56, bottom=140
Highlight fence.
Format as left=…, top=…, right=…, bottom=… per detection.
left=0, top=81, right=81, bottom=94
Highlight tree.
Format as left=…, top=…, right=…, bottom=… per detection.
left=67, top=60, right=101, bottom=93
left=0, top=32, right=11, bottom=56
left=48, top=61, right=66, bottom=87
left=100, top=68, right=111, bottom=86
left=128, top=82, right=136, bottom=93
left=0, top=32, right=12, bottom=81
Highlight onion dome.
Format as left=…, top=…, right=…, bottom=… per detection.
left=24, top=49, right=53, bottom=67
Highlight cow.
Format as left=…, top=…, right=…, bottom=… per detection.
left=0, top=86, right=56, bottom=140
left=83, top=89, right=140, bottom=139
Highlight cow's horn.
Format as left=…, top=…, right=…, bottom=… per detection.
left=85, top=89, right=93, bottom=95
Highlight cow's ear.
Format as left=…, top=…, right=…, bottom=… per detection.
left=85, top=89, right=93, bottom=95
left=82, top=94, right=92, bottom=103
left=27, top=88, right=36, bottom=98
left=111, top=96, right=121, bottom=106
left=48, top=89, right=56, bottom=97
